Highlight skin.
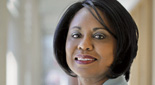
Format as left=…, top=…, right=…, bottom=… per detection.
left=65, top=7, right=116, bottom=85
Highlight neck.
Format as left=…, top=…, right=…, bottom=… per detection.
left=78, top=76, right=108, bottom=85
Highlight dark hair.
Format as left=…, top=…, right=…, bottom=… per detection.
left=53, top=0, right=138, bottom=81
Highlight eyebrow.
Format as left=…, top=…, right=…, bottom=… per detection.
left=71, top=26, right=81, bottom=30
left=71, top=26, right=106, bottom=32
left=93, top=27, right=106, bottom=31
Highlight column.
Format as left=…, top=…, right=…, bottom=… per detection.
left=0, top=0, right=8, bottom=85
left=152, top=0, right=155, bottom=84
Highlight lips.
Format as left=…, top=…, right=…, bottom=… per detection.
left=75, top=54, right=97, bottom=64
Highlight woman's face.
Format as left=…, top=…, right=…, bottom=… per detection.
left=66, top=7, right=116, bottom=79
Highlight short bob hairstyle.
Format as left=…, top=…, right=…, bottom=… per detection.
left=53, top=0, right=138, bottom=81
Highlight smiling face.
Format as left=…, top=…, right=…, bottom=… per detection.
left=66, top=7, right=116, bottom=79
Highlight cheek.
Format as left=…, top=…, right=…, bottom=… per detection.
left=65, top=35, right=79, bottom=55
left=65, top=39, right=73, bottom=68
left=66, top=39, right=76, bottom=55
left=66, top=39, right=72, bottom=59
left=65, top=38, right=79, bottom=72
left=65, top=41, right=71, bottom=56
left=65, top=38, right=77, bottom=63
left=96, top=43, right=115, bottom=65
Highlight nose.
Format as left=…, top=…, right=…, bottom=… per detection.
left=77, top=37, right=93, bottom=51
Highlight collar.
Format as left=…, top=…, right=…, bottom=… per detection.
left=103, top=75, right=128, bottom=85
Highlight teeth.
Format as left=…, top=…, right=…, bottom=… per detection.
left=77, top=58, right=94, bottom=61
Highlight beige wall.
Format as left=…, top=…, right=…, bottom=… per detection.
left=152, top=0, right=155, bottom=84
left=0, top=0, right=8, bottom=85
left=0, top=0, right=42, bottom=85
left=8, top=0, right=42, bottom=85
left=129, top=0, right=153, bottom=85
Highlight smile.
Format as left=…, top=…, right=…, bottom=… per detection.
left=75, top=54, right=97, bottom=64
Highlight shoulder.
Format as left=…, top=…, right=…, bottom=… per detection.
left=103, top=75, right=128, bottom=85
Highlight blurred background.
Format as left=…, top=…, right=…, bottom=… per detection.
left=0, top=0, right=154, bottom=85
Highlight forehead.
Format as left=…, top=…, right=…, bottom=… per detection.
left=69, top=7, right=111, bottom=29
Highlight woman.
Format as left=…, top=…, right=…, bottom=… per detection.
left=53, top=0, right=139, bottom=85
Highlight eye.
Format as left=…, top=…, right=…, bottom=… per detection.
left=71, top=32, right=82, bottom=38
left=93, top=33, right=106, bottom=39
